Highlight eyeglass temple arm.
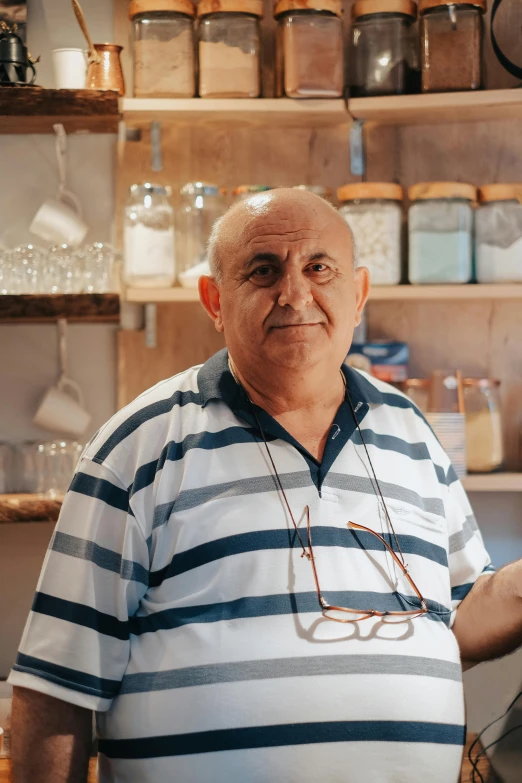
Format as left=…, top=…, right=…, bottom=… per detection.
left=348, top=521, right=427, bottom=609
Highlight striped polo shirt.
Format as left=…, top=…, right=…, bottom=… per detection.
left=9, top=348, right=493, bottom=783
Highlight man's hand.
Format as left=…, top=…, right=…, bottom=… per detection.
left=453, top=559, right=522, bottom=665
left=11, top=687, right=92, bottom=783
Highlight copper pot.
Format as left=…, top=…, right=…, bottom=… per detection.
left=86, top=43, right=125, bottom=95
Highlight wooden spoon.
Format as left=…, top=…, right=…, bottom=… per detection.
left=71, top=0, right=100, bottom=64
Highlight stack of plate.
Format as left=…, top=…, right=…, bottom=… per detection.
left=426, top=412, right=467, bottom=478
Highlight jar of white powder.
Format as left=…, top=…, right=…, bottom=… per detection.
left=177, top=182, right=226, bottom=280
left=337, top=182, right=404, bottom=285
left=476, top=184, right=522, bottom=283
left=130, top=0, right=196, bottom=98
left=197, top=0, right=262, bottom=98
left=408, top=182, right=476, bottom=284
left=274, top=0, right=344, bottom=98
left=463, top=378, right=504, bottom=473
left=124, top=183, right=176, bottom=288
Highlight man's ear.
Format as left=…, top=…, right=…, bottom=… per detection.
left=199, top=275, right=224, bottom=333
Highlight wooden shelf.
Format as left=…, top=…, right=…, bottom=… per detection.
left=125, top=284, right=522, bottom=304
left=0, top=87, right=120, bottom=134
left=349, top=89, right=522, bottom=126
left=0, top=294, right=120, bottom=323
left=123, top=97, right=350, bottom=128
left=462, top=473, right=522, bottom=492
left=0, top=494, right=62, bottom=524
left=122, top=91, right=522, bottom=129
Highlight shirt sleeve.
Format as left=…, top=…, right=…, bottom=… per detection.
left=444, top=469, right=495, bottom=628
left=8, top=457, right=149, bottom=712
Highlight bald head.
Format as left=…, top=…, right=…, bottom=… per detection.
left=207, top=188, right=356, bottom=282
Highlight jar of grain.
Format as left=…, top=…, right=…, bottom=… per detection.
left=129, top=0, right=196, bottom=98
left=337, top=183, right=403, bottom=285
left=274, top=0, right=344, bottom=98
left=401, top=378, right=430, bottom=413
left=463, top=378, right=503, bottom=473
left=350, top=0, right=419, bottom=97
left=419, top=0, right=486, bottom=93
left=476, top=184, right=522, bottom=284
left=197, top=0, right=262, bottom=98
left=124, top=183, right=176, bottom=288
left=294, top=184, right=334, bottom=203
left=408, top=182, right=476, bottom=284
left=177, top=182, right=226, bottom=280
left=233, top=185, right=272, bottom=202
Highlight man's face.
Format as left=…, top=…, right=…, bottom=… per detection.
left=203, top=193, right=369, bottom=372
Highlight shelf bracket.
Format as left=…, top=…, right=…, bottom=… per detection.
left=349, top=119, right=366, bottom=177
left=150, top=122, right=163, bottom=172
left=144, top=303, right=157, bottom=349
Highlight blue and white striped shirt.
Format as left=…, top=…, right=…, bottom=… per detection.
left=9, top=348, right=493, bottom=782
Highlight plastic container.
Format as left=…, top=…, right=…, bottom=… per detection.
left=233, top=185, right=272, bottom=202
left=350, top=0, right=419, bottom=97
left=274, top=0, right=344, bottom=98
left=419, top=0, right=485, bottom=93
left=197, top=0, right=262, bottom=98
left=124, top=183, right=175, bottom=288
left=129, top=0, right=196, bottom=97
left=176, top=182, right=226, bottom=280
left=338, top=182, right=403, bottom=285
left=464, top=378, right=503, bottom=473
left=476, top=184, right=522, bottom=283
left=408, top=182, right=475, bottom=284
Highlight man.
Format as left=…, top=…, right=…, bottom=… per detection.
left=9, top=189, right=522, bottom=782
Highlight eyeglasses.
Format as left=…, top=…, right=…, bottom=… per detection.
left=302, top=505, right=428, bottom=624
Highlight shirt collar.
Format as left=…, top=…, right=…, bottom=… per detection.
left=197, top=347, right=384, bottom=410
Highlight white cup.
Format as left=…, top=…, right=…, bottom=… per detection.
left=52, top=48, right=88, bottom=89
left=30, top=190, right=88, bottom=247
left=34, top=376, right=91, bottom=438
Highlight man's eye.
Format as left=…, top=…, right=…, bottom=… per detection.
left=252, top=266, right=274, bottom=277
left=310, top=263, right=327, bottom=272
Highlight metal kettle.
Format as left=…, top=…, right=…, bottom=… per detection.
left=0, top=23, right=36, bottom=85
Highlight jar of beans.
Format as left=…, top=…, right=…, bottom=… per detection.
left=408, top=182, right=476, bottom=284
left=419, top=0, right=486, bottom=93
left=337, top=183, right=403, bottom=285
left=274, top=0, right=344, bottom=98
left=350, top=0, right=419, bottom=97
left=197, top=0, right=263, bottom=98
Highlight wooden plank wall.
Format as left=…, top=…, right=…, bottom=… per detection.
left=114, top=0, right=522, bottom=469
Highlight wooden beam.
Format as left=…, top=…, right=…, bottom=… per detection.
left=0, top=294, right=120, bottom=323
left=0, top=87, right=120, bottom=134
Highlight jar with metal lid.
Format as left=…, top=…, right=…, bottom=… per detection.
left=349, top=0, right=419, bottom=97
left=337, top=183, right=403, bottom=285
left=129, top=0, right=196, bottom=98
left=419, top=0, right=486, bottom=93
left=233, top=185, right=272, bottom=202
left=274, top=0, right=344, bottom=98
left=294, top=184, right=334, bottom=203
left=123, top=183, right=175, bottom=288
left=176, top=182, right=226, bottom=284
left=476, top=184, right=522, bottom=283
left=408, top=182, right=475, bottom=284
left=197, top=0, right=262, bottom=98
left=463, top=378, right=503, bottom=473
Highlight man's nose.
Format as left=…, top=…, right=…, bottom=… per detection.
left=277, top=270, right=314, bottom=310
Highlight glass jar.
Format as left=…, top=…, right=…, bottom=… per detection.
left=123, top=183, right=175, bottom=288
left=197, top=0, right=262, bottom=98
left=275, top=0, right=344, bottom=98
left=350, top=0, right=419, bottom=97
left=463, top=378, right=503, bottom=473
left=401, top=378, right=430, bottom=413
left=233, top=185, right=272, bottom=202
left=337, top=183, right=403, bottom=285
left=294, top=184, right=334, bottom=203
left=408, top=182, right=476, bottom=284
left=419, top=0, right=485, bottom=93
left=476, top=184, right=522, bottom=283
left=176, top=182, right=226, bottom=283
left=129, top=0, right=196, bottom=97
